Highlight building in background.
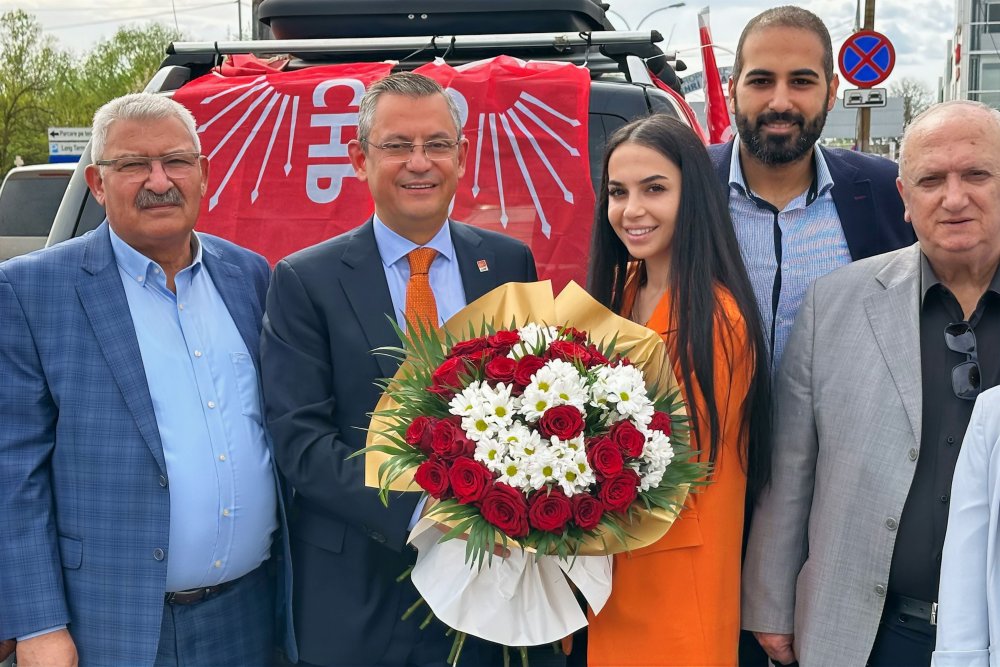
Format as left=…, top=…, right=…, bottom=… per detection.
left=940, top=0, right=1000, bottom=105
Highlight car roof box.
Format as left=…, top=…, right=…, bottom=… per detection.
left=257, top=0, right=614, bottom=40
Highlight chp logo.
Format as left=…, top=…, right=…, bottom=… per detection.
left=174, top=57, right=594, bottom=287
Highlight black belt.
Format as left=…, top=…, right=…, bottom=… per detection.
left=165, top=574, right=243, bottom=605
left=885, top=593, right=938, bottom=625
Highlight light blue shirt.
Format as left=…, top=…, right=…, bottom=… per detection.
left=372, top=216, right=467, bottom=330
left=727, top=140, right=852, bottom=372
left=110, top=227, right=277, bottom=592
left=373, top=216, right=466, bottom=527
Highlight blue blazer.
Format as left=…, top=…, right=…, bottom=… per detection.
left=0, top=223, right=296, bottom=665
left=261, top=219, right=538, bottom=666
left=708, top=140, right=915, bottom=259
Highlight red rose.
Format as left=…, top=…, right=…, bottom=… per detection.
left=585, top=344, right=609, bottom=367
left=513, top=355, right=546, bottom=386
left=571, top=493, right=604, bottom=531
left=528, top=488, right=573, bottom=533
left=464, top=348, right=495, bottom=369
left=485, top=356, right=517, bottom=384
left=414, top=457, right=451, bottom=499
left=488, top=330, right=521, bottom=350
left=479, top=483, right=530, bottom=538
left=431, top=420, right=474, bottom=459
left=538, top=405, right=585, bottom=440
left=559, top=326, right=588, bottom=343
left=609, top=420, right=646, bottom=458
left=431, top=356, right=467, bottom=390
left=587, top=436, right=624, bottom=477
left=404, top=416, right=437, bottom=454
left=449, top=337, right=489, bottom=357
left=448, top=458, right=494, bottom=504
left=546, top=340, right=591, bottom=365
left=598, top=469, right=640, bottom=513
left=648, top=411, right=673, bottom=436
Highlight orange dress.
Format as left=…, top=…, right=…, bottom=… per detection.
left=587, top=284, right=753, bottom=667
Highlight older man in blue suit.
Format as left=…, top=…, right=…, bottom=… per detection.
left=0, top=93, right=295, bottom=666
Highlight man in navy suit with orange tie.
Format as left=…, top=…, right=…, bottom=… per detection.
left=261, top=72, right=539, bottom=667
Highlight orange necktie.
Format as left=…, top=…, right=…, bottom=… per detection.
left=405, top=247, right=439, bottom=332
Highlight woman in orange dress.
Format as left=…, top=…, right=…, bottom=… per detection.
left=586, top=114, right=771, bottom=666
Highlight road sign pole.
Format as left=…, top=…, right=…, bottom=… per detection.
left=857, top=0, right=876, bottom=152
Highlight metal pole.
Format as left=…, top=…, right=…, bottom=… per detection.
left=237, top=0, right=243, bottom=40
left=857, top=0, right=876, bottom=152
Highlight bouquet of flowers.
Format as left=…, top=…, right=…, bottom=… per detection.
left=363, top=282, right=702, bottom=659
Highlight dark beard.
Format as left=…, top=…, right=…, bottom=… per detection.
left=734, top=107, right=827, bottom=165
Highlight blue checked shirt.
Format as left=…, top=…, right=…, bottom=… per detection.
left=727, top=141, right=852, bottom=372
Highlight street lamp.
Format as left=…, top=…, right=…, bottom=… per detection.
left=605, top=3, right=686, bottom=30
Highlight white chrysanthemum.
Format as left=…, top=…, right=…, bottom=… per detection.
left=508, top=323, right=561, bottom=359
left=523, top=446, right=563, bottom=491
left=474, top=438, right=508, bottom=473
left=506, top=427, right=543, bottom=460
left=637, top=431, right=674, bottom=491
left=519, top=360, right=587, bottom=421
left=555, top=449, right=596, bottom=496
left=590, top=364, right=654, bottom=426
left=478, top=382, right=518, bottom=429
left=496, top=456, right=530, bottom=490
left=519, top=385, right=556, bottom=422
left=448, top=381, right=481, bottom=418
left=642, top=430, right=675, bottom=467
left=461, top=406, right=497, bottom=443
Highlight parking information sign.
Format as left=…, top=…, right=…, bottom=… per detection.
left=47, top=127, right=92, bottom=163
left=839, top=31, right=895, bottom=88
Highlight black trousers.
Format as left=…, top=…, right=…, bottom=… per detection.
left=866, top=611, right=936, bottom=667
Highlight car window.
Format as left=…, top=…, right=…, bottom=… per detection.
left=0, top=172, right=71, bottom=236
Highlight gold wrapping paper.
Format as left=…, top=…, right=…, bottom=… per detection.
left=365, top=280, right=689, bottom=555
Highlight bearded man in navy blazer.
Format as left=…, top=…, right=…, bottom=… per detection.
left=709, top=6, right=914, bottom=375
left=261, top=73, right=541, bottom=667
left=0, top=93, right=295, bottom=667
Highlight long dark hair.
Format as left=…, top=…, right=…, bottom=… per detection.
left=587, top=114, right=772, bottom=500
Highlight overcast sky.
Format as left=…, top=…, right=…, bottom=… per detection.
left=4, top=0, right=953, bottom=99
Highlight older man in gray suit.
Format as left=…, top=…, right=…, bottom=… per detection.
left=743, top=100, right=1000, bottom=667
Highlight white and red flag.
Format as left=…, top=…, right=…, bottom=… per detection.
left=698, top=6, right=733, bottom=144
left=172, top=56, right=594, bottom=288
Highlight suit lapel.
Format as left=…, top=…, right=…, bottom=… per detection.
left=201, top=238, right=263, bottom=369
left=713, top=140, right=734, bottom=186
left=451, top=222, right=498, bottom=302
left=827, top=151, right=881, bottom=261
left=339, top=221, right=400, bottom=379
left=864, top=245, right=923, bottom=446
left=77, top=224, right=166, bottom=475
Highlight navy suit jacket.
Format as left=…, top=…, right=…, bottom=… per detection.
left=0, top=223, right=296, bottom=665
left=708, top=140, right=915, bottom=260
left=261, top=220, right=538, bottom=666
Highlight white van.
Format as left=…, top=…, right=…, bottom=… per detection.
left=0, top=164, right=76, bottom=261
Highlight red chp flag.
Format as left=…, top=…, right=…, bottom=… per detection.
left=698, top=7, right=733, bottom=144
left=171, top=56, right=594, bottom=289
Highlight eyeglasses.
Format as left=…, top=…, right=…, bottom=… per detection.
left=362, top=139, right=460, bottom=162
left=945, top=321, right=982, bottom=400
left=95, top=152, right=203, bottom=180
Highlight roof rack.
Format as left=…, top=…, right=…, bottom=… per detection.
left=165, top=30, right=677, bottom=82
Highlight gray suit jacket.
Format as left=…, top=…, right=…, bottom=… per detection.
left=742, top=243, right=924, bottom=666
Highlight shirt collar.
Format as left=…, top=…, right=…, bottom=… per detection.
left=372, top=215, right=456, bottom=268
left=727, top=137, right=835, bottom=204
left=920, top=251, right=1000, bottom=303
left=108, top=223, right=203, bottom=285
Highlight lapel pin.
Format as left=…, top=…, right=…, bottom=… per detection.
left=477, top=259, right=489, bottom=273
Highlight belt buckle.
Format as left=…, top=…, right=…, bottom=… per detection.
left=930, top=602, right=938, bottom=626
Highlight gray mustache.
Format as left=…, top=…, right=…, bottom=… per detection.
left=135, top=189, right=183, bottom=209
